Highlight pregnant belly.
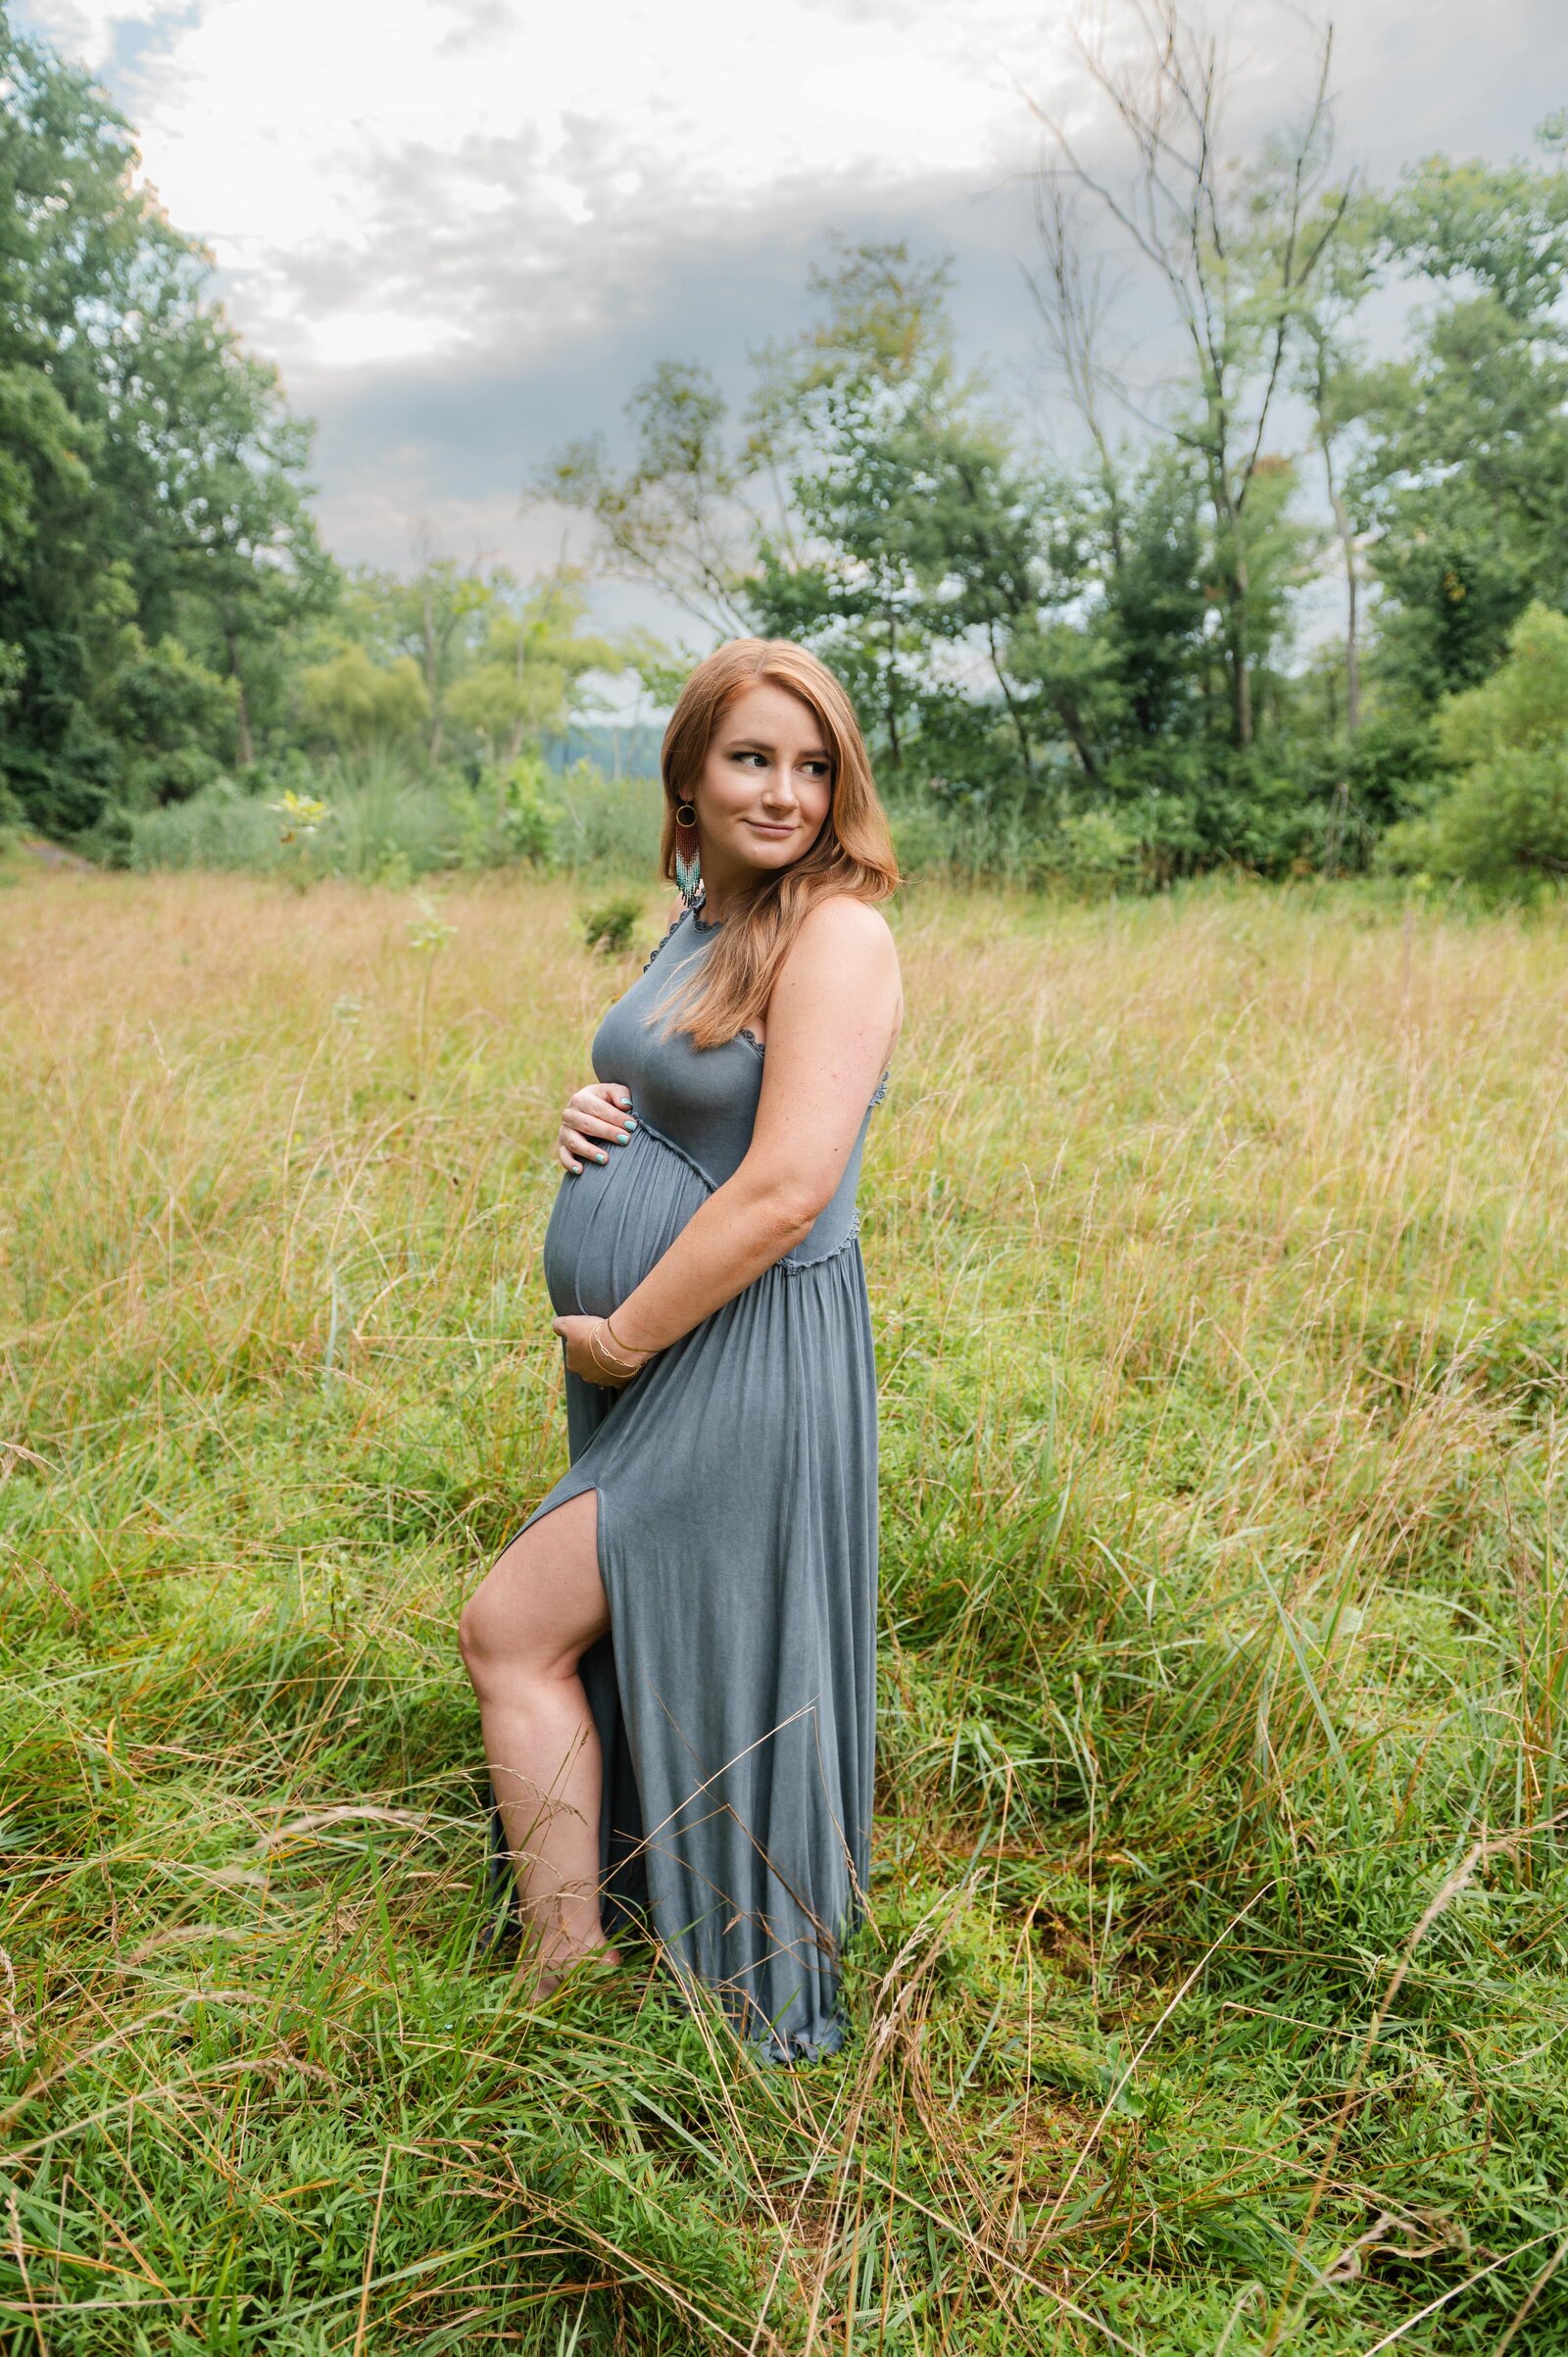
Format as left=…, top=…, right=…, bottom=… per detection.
left=541, top=1126, right=711, bottom=1318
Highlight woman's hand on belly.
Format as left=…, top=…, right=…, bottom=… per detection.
left=557, top=1080, right=637, bottom=1175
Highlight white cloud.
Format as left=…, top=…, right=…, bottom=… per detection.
left=24, top=0, right=172, bottom=65
left=23, top=0, right=1068, bottom=377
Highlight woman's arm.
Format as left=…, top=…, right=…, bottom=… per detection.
left=562, top=897, right=901, bottom=1367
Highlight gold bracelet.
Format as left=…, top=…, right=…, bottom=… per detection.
left=588, top=1319, right=647, bottom=1379
left=604, top=1313, right=653, bottom=1363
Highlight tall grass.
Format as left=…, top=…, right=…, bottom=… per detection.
left=120, top=756, right=667, bottom=884
left=120, top=762, right=1156, bottom=898
left=3, top=868, right=1567, bottom=2353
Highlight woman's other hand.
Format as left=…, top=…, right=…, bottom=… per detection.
left=552, top=1314, right=641, bottom=1387
left=558, top=1081, right=637, bottom=1175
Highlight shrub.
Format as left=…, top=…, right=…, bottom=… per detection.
left=493, top=756, right=558, bottom=866
left=1382, top=603, right=1568, bottom=893
left=580, top=893, right=645, bottom=953
left=887, top=800, right=962, bottom=878
left=886, top=794, right=1044, bottom=884
left=1039, top=808, right=1144, bottom=899
left=122, top=775, right=287, bottom=871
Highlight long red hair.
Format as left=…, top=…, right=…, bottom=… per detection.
left=649, top=639, right=899, bottom=1050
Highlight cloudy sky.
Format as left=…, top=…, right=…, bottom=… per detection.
left=15, top=0, right=1565, bottom=651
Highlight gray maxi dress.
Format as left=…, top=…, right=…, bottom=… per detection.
left=494, top=900, right=888, bottom=2062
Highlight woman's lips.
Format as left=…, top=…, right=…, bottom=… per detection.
left=747, top=820, right=796, bottom=837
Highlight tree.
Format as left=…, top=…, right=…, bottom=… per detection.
left=445, top=568, right=622, bottom=763
left=299, top=647, right=430, bottom=755
left=1354, top=125, right=1568, bottom=707
left=1022, top=1, right=1351, bottom=749
left=101, top=623, right=239, bottom=806
left=340, top=539, right=492, bottom=761
left=0, top=15, right=329, bottom=831
left=1294, top=198, right=1379, bottom=737
left=534, top=361, right=759, bottom=636
left=121, top=292, right=332, bottom=764
left=751, top=240, right=1055, bottom=801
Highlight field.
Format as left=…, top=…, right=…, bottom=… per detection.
left=3, top=865, right=1568, bottom=2355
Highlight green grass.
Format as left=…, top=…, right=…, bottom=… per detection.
left=3, top=867, right=1567, bottom=2353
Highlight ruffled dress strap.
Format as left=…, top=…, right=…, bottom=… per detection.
left=639, top=905, right=690, bottom=976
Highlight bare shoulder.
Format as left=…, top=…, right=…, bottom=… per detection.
left=789, top=893, right=900, bottom=971
left=775, top=897, right=903, bottom=1063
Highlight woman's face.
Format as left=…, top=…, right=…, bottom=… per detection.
left=688, top=681, right=834, bottom=892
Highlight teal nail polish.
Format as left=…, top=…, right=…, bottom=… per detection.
left=625, top=1115, right=639, bottom=1130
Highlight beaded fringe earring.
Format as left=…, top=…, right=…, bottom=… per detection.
left=673, top=799, right=703, bottom=908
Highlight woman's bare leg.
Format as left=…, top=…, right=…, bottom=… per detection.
left=458, top=1489, right=615, bottom=1992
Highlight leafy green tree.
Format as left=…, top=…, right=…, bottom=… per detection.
left=1009, top=449, right=1311, bottom=876
left=101, top=622, right=239, bottom=807
left=339, top=546, right=492, bottom=760
left=0, top=14, right=328, bottom=832
left=1356, top=125, right=1568, bottom=706
left=299, top=647, right=430, bottom=755
left=751, top=375, right=963, bottom=782
left=445, top=568, right=621, bottom=763
left=751, top=241, right=1055, bottom=801
left=120, top=298, right=332, bottom=764
left=1047, top=453, right=1212, bottom=824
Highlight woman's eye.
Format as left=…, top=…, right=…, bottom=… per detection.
left=730, top=752, right=829, bottom=775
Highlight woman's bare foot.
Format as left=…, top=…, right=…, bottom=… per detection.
left=520, top=1936, right=622, bottom=2002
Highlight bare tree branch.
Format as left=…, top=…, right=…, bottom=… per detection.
left=1017, top=0, right=1351, bottom=749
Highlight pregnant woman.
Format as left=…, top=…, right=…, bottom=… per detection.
left=459, top=638, right=903, bottom=2063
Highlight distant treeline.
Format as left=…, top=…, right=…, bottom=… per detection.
left=3, top=9, right=1567, bottom=893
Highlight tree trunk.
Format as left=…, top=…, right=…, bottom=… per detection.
left=882, top=608, right=902, bottom=770
left=1054, top=695, right=1101, bottom=788
left=1306, top=353, right=1363, bottom=742
left=882, top=610, right=901, bottom=770
left=1328, top=471, right=1360, bottom=737
left=986, top=618, right=1035, bottom=790
left=423, top=586, right=443, bottom=761
left=1230, top=545, right=1253, bottom=750
left=225, top=630, right=254, bottom=767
